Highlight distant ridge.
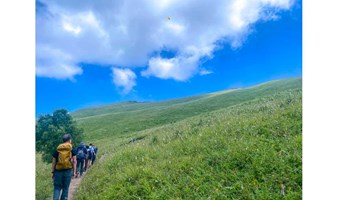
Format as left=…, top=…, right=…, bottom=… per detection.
left=72, top=77, right=301, bottom=120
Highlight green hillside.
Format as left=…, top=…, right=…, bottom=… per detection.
left=36, top=77, right=302, bottom=199
left=72, top=78, right=300, bottom=142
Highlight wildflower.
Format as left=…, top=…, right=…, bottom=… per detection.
left=281, top=184, right=285, bottom=196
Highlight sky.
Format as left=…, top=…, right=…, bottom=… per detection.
left=36, top=0, right=302, bottom=116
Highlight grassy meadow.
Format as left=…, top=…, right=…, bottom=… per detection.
left=36, top=77, right=302, bottom=199
left=36, top=153, right=54, bottom=200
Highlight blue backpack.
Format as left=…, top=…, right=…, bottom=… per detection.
left=77, top=147, right=86, bottom=159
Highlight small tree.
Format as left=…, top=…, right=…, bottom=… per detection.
left=36, top=109, right=84, bottom=163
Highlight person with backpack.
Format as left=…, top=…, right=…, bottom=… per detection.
left=75, top=142, right=87, bottom=178
left=86, top=145, right=92, bottom=169
left=84, top=145, right=89, bottom=172
left=91, top=144, right=97, bottom=165
left=51, top=134, right=77, bottom=200
left=89, top=143, right=96, bottom=165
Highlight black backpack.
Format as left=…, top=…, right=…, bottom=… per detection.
left=77, top=147, right=85, bottom=159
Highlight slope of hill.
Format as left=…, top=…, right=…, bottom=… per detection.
left=36, top=77, right=302, bottom=199
left=71, top=77, right=301, bottom=142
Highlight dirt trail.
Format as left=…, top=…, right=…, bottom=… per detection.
left=67, top=171, right=86, bottom=200
left=49, top=171, right=86, bottom=200
left=50, top=155, right=107, bottom=200
left=51, top=155, right=106, bottom=200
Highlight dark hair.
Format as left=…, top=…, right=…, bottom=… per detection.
left=62, top=134, right=72, bottom=142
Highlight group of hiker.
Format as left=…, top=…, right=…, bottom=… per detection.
left=75, top=141, right=98, bottom=178
left=51, top=134, right=98, bottom=200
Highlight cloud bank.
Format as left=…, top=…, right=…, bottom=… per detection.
left=36, top=0, right=294, bottom=92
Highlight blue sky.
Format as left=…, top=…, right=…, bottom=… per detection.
left=36, top=0, right=302, bottom=116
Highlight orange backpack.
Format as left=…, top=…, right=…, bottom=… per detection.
left=55, top=143, right=73, bottom=170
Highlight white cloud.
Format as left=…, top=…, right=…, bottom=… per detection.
left=62, top=21, right=82, bottom=35
left=111, top=68, right=136, bottom=94
left=36, top=0, right=295, bottom=88
left=142, top=56, right=197, bottom=81
left=199, top=69, right=213, bottom=76
left=36, top=45, right=83, bottom=80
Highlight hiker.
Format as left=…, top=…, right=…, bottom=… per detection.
left=51, top=134, right=77, bottom=200
left=75, top=142, right=87, bottom=178
left=86, top=145, right=92, bottom=169
left=89, top=143, right=95, bottom=166
left=91, top=144, right=97, bottom=165
left=84, top=145, right=89, bottom=171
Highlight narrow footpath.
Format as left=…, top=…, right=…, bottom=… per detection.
left=49, top=171, right=86, bottom=200
left=67, top=172, right=86, bottom=200
left=51, top=154, right=106, bottom=200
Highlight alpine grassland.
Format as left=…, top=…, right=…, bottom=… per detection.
left=36, top=77, right=302, bottom=199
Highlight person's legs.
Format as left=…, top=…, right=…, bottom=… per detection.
left=84, top=158, right=88, bottom=171
left=79, top=159, right=84, bottom=176
left=87, top=154, right=92, bottom=168
left=76, top=158, right=81, bottom=177
left=60, top=169, right=72, bottom=200
left=92, top=155, right=96, bottom=165
left=53, top=171, right=62, bottom=200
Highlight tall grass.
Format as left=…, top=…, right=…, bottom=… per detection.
left=36, top=154, right=53, bottom=200
left=75, top=88, right=302, bottom=199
